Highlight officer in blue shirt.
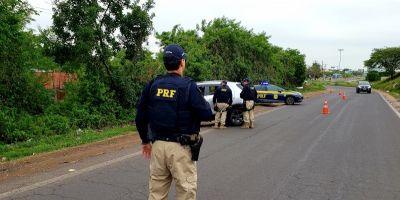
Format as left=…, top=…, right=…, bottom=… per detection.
left=240, top=78, right=257, bottom=128
left=135, top=44, right=212, bottom=200
left=212, top=80, right=232, bottom=129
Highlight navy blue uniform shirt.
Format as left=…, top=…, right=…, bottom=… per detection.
left=213, top=86, right=233, bottom=105
left=240, top=84, right=258, bottom=101
left=135, top=73, right=212, bottom=144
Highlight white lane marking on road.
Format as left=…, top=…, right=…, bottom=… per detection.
left=0, top=152, right=141, bottom=199
left=378, top=92, right=400, bottom=119
left=1, top=105, right=287, bottom=199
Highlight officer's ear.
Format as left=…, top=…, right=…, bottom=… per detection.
left=180, top=59, right=186, bottom=69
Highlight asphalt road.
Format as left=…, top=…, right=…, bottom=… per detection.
left=2, top=87, right=400, bottom=200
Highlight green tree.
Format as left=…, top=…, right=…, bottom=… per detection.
left=307, top=62, right=322, bottom=80
left=0, top=0, right=53, bottom=114
left=156, top=17, right=307, bottom=87
left=156, top=25, right=212, bottom=81
left=275, top=48, right=306, bottom=87
left=364, top=47, right=400, bottom=79
left=49, top=0, right=154, bottom=113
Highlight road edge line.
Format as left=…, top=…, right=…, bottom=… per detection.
left=378, top=92, right=400, bottom=119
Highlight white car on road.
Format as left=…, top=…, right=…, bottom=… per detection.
left=196, top=80, right=244, bottom=126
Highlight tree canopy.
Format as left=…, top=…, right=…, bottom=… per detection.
left=156, top=17, right=307, bottom=87
left=364, top=47, right=400, bottom=79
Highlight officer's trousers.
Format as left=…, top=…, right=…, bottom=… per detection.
left=149, top=141, right=197, bottom=200
left=243, top=100, right=255, bottom=126
left=215, top=102, right=229, bottom=126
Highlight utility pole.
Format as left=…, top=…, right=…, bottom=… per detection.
left=338, top=48, right=344, bottom=71
left=321, top=60, right=324, bottom=80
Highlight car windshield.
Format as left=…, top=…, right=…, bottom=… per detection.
left=255, top=85, right=267, bottom=91
left=358, top=81, right=370, bottom=85
left=268, top=84, right=285, bottom=91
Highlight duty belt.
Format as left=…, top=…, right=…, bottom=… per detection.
left=154, top=134, right=200, bottom=145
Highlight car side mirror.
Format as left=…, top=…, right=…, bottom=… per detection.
left=278, top=90, right=282, bottom=93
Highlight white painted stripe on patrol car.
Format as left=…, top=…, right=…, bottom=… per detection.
left=378, top=92, right=400, bottom=119
left=0, top=151, right=141, bottom=199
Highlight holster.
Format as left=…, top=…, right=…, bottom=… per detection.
left=243, top=100, right=255, bottom=111
left=178, top=134, right=203, bottom=161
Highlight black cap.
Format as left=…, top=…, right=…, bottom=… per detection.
left=242, top=77, right=250, bottom=82
left=163, top=44, right=186, bottom=62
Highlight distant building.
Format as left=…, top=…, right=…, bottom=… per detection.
left=35, top=70, right=77, bottom=100
left=332, top=73, right=342, bottom=79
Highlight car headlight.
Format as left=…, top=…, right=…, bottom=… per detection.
left=367, top=85, right=371, bottom=88
left=294, top=92, right=302, bottom=96
left=358, top=86, right=361, bottom=88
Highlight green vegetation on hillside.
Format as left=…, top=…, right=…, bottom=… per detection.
left=372, top=73, right=400, bottom=98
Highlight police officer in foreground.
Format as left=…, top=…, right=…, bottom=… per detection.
left=240, top=78, right=257, bottom=129
left=135, top=44, right=212, bottom=200
left=212, top=80, right=232, bottom=129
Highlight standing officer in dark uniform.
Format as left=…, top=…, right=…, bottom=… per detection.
left=240, top=78, right=257, bottom=128
left=135, top=44, right=212, bottom=200
left=212, top=80, right=232, bottom=129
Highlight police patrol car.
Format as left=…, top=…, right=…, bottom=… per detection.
left=255, top=81, right=303, bottom=105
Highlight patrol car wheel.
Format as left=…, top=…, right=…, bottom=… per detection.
left=227, top=107, right=244, bottom=126
left=285, top=96, right=295, bottom=105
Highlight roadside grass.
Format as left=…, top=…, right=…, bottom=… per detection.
left=298, top=80, right=327, bottom=93
left=0, top=126, right=136, bottom=161
left=372, top=73, right=400, bottom=99
left=328, top=80, right=358, bottom=87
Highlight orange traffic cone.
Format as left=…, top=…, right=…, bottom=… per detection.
left=322, top=99, right=330, bottom=115
left=342, top=91, right=347, bottom=100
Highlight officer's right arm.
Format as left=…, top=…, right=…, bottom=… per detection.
left=240, top=86, right=246, bottom=99
left=189, top=82, right=213, bottom=121
left=135, top=81, right=152, bottom=144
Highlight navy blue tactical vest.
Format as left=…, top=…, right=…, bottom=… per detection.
left=148, top=74, right=194, bottom=139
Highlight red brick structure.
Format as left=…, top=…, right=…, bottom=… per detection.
left=36, top=71, right=77, bottom=100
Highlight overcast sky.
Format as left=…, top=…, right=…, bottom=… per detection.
left=27, top=0, right=400, bottom=70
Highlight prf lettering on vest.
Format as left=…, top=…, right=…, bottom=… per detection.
left=156, top=88, right=176, bottom=98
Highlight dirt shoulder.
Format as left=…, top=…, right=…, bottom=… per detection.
left=0, top=89, right=326, bottom=183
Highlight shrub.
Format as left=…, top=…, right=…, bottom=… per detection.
left=43, top=115, right=71, bottom=135
left=366, top=71, right=381, bottom=82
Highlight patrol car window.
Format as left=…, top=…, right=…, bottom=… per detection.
left=236, top=83, right=243, bottom=90
left=255, top=85, right=268, bottom=91
left=268, top=85, right=285, bottom=91
left=208, top=85, right=219, bottom=95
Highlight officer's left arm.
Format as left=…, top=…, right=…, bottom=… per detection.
left=189, top=82, right=213, bottom=121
